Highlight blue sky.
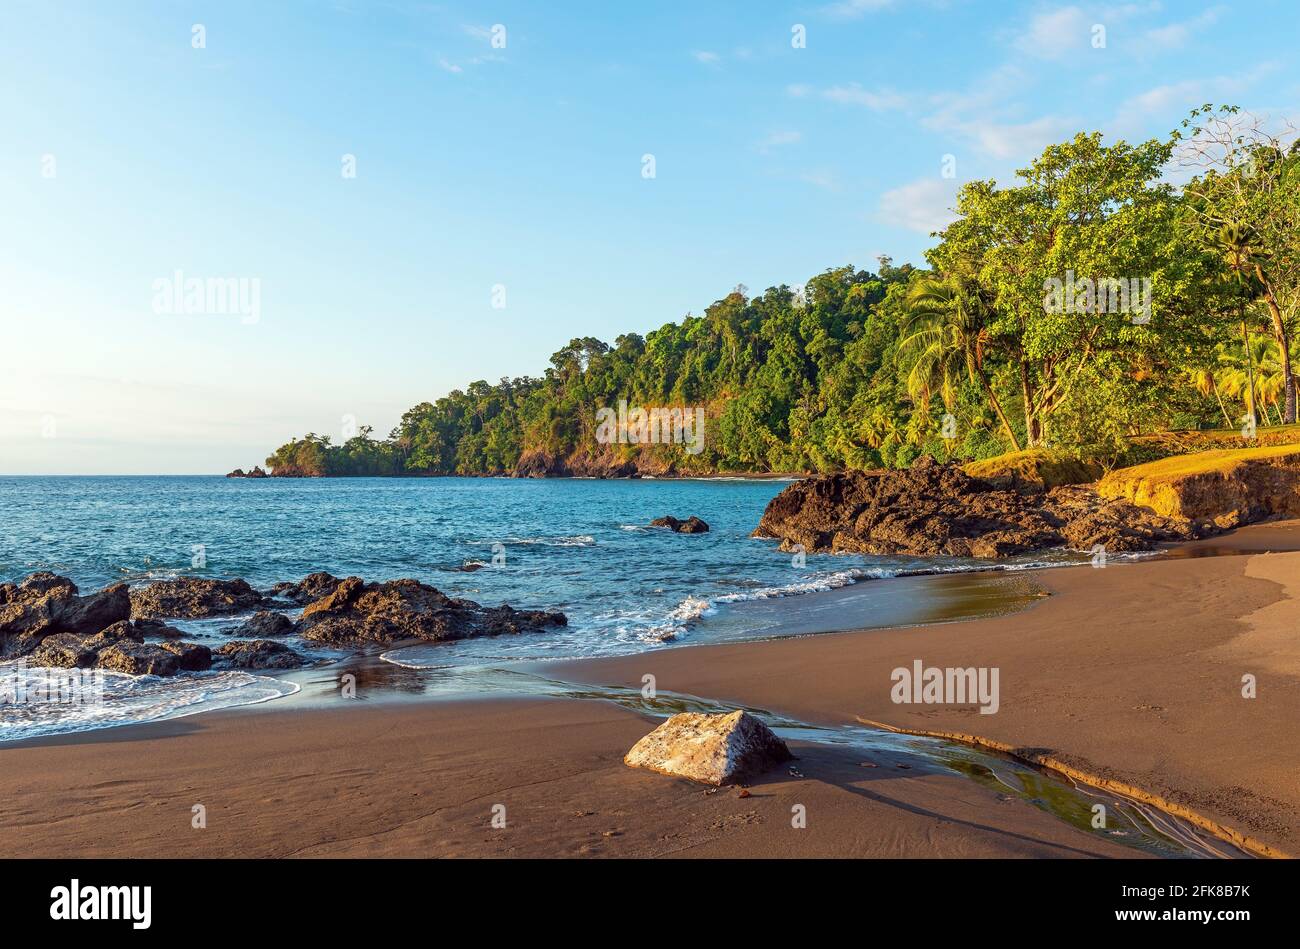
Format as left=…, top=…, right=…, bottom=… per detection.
left=2, top=0, right=1296, bottom=473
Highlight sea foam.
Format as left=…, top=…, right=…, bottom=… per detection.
left=0, top=664, right=299, bottom=743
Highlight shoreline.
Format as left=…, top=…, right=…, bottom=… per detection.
left=546, top=518, right=1300, bottom=856
left=3, top=520, right=1298, bottom=857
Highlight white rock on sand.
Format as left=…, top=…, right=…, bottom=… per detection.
left=624, top=710, right=792, bottom=786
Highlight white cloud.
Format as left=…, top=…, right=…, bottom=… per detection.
left=692, top=50, right=721, bottom=66
left=822, top=83, right=909, bottom=110
left=972, top=115, right=1081, bottom=159
left=1114, top=64, right=1279, bottom=131
left=1143, top=5, right=1227, bottom=50
left=878, top=177, right=960, bottom=234
left=437, top=57, right=463, bottom=74
left=790, top=82, right=908, bottom=111
left=922, top=64, right=1079, bottom=160
left=1013, top=6, right=1093, bottom=60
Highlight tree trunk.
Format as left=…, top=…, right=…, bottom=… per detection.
left=1018, top=359, right=1040, bottom=446
left=1255, top=267, right=1296, bottom=423
left=1211, top=378, right=1233, bottom=427
left=1242, top=317, right=1258, bottom=430
left=978, top=370, right=1022, bottom=451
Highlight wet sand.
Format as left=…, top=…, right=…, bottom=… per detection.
left=0, top=697, right=1145, bottom=858
left=2, top=519, right=1298, bottom=858
left=553, top=520, right=1300, bottom=856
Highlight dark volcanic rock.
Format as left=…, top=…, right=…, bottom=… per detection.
left=0, top=577, right=72, bottom=656
left=513, top=449, right=644, bottom=479
left=650, top=515, right=710, bottom=534
left=95, top=642, right=184, bottom=676
left=294, top=576, right=567, bottom=647
left=1, top=573, right=131, bottom=658
left=268, top=572, right=343, bottom=605
left=230, top=610, right=295, bottom=637
left=513, top=450, right=570, bottom=478
left=214, top=639, right=306, bottom=670
left=129, top=577, right=266, bottom=619
left=159, top=640, right=213, bottom=671
left=53, top=582, right=131, bottom=634
left=132, top=618, right=187, bottom=638
left=29, top=633, right=100, bottom=669
left=226, top=466, right=268, bottom=478
left=2, top=572, right=78, bottom=600
left=26, top=616, right=209, bottom=675
left=752, top=456, right=1209, bottom=558
left=29, top=621, right=143, bottom=669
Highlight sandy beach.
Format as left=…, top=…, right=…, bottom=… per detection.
left=3, top=520, right=1298, bottom=859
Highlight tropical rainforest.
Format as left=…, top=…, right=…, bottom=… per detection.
left=264, top=107, right=1300, bottom=477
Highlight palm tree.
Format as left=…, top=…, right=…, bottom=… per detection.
left=861, top=404, right=902, bottom=454
left=1250, top=335, right=1288, bottom=424
left=1182, top=363, right=1233, bottom=426
left=1213, top=333, right=1282, bottom=426
left=902, top=277, right=1023, bottom=451
left=1216, top=223, right=1264, bottom=427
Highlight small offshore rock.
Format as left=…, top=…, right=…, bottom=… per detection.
left=649, top=515, right=710, bottom=534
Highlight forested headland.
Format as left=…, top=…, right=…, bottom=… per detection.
left=262, top=107, right=1300, bottom=478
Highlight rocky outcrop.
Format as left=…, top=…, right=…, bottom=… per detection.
left=55, top=583, right=132, bottom=634
left=753, top=456, right=1211, bottom=558
left=129, top=577, right=266, bottom=619
left=624, top=710, right=793, bottom=786
left=229, top=610, right=295, bottom=637
left=96, top=640, right=212, bottom=676
left=0, top=574, right=73, bottom=656
left=294, top=576, right=568, bottom=647
left=226, top=466, right=268, bottom=478
left=514, top=450, right=639, bottom=479
left=214, top=639, right=305, bottom=670
left=649, top=515, right=710, bottom=533
left=2, top=572, right=76, bottom=600
left=513, top=448, right=689, bottom=479
left=5, top=570, right=568, bottom=674
left=1, top=574, right=132, bottom=658
left=30, top=622, right=142, bottom=668
left=25, top=619, right=212, bottom=675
